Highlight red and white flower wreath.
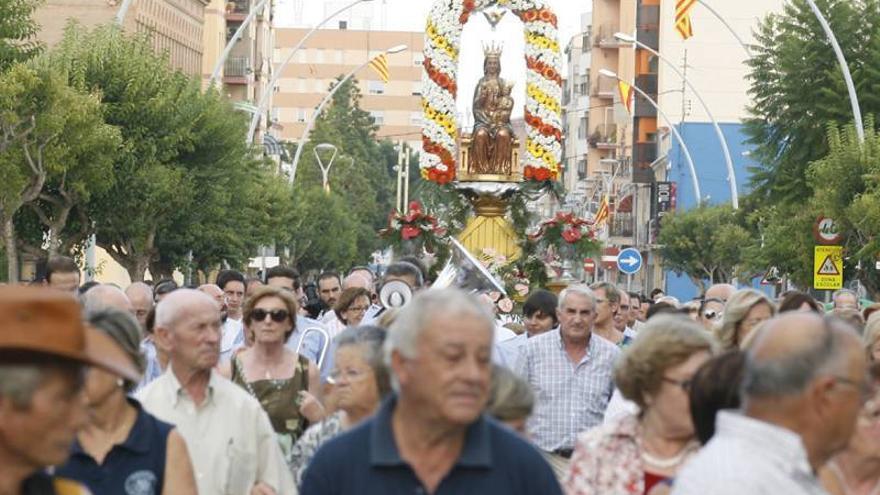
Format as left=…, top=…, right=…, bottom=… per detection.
left=420, top=0, right=564, bottom=185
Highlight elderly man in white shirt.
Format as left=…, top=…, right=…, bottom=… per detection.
left=137, top=289, right=295, bottom=495
left=673, top=312, right=867, bottom=495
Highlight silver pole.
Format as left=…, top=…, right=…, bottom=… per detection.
left=247, top=0, right=369, bottom=144
left=288, top=57, right=375, bottom=185
left=803, top=0, right=865, bottom=143
left=696, top=0, right=753, bottom=58
left=619, top=34, right=739, bottom=209
left=208, top=0, right=272, bottom=88
left=115, top=0, right=135, bottom=25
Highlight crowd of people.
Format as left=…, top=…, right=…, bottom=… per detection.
left=2, top=254, right=880, bottom=495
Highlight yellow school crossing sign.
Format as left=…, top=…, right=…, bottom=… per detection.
left=813, top=245, right=843, bottom=290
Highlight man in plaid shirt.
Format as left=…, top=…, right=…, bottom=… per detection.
left=516, top=285, right=619, bottom=465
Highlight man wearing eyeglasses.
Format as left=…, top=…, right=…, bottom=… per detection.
left=589, top=282, right=626, bottom=346
left=674, top=313, right=868, bottom=495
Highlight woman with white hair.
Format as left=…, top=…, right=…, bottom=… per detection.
left=289, top=325, right=390, bottom=487
left=565, top=315, right=718, bottom=495
left=715, top=289, right=776, bottom=350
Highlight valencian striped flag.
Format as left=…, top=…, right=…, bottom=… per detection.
left=594, top=195, right=611, bottom=227
left=675, top=0, right=696, bottom=40
left=618, top=80, right=635, bottom=115
left=369, top=53, right=390, bottom=83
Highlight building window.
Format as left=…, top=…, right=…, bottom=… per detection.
left=368, top=80, right=385, bottom=95
left=334, top=50, right=343, bottom=64
left=412, top=82, right=422, bottom=96
left=578, top=116, right=588, bottom=139
left=314, top=49, right=324, bottom=63
left=413, top=53, right=424, bottom=66
left=296, top=109, right=306, bottom=123
left=410, top=112, right=422, bottom=126
left=369, top=111, right=385, bottom=125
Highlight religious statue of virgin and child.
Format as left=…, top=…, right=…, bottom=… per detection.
left=469, top=44, right=515, bottom=176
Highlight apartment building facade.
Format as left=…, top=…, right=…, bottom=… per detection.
left=272, top=28, right=424, bottom=150
left=35, top=0, right=209, bottom=77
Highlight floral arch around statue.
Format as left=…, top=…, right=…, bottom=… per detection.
left=420, top=0, right=564, bottom=185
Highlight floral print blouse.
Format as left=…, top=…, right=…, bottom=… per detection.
left=288, top=411, right=346, bottom=487
left=564, top=413, right=699, bottom=495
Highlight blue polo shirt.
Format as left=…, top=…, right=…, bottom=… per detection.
left=56, top=398, right=172, bottom=495
left=301, top=396, right=562, bottom=494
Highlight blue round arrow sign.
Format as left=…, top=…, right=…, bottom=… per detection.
left=617, top=248, right=643, bottom=275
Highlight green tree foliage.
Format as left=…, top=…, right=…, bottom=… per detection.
left=745, top=0, right=880, bottom=204
left=657, top=205, right=751, bottom=292
left=756, top=123, right=880, bottom=297
left=48, top=24, right=278, bottom=281
left=0, top=63, right=119, bottom=281
left=287, top=77, right=397, bottom=270
left=279, top=188, right=359, bottom=271
left=0, top=0, right=43, bottom=72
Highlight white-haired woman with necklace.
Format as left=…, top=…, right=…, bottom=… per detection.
left=564, top=315, right=718, bottom=495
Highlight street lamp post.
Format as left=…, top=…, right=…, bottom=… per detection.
left=288, top=44, right=408, bottom=185
left=599, top=69, right=702, bottom=203
left=803, top=0, right=864, bottom=143
left=115, top=0, right=135, bottom=25
left=314, top=143, right=338, bottom=193
left=614, top=32, right=739, bottom=209
left=246, top=0, right=375, bottom=144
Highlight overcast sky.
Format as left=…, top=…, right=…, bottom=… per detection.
left=275, top=0, right=591, bottom=121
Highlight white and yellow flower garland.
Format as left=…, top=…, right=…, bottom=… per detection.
left=420, top=0, right=564, bottom=184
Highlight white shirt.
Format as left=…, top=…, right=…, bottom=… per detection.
left=220, top=317, right=243, bottom=361
left=136, top=369, right=297, bottom=495
left=672, top=411, right=827, bottom=495
left=602, top=387, right=639, bottom=425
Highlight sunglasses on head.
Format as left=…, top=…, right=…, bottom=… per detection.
left=251, top=308, right=290, bottom=323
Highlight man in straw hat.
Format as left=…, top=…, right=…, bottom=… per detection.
left=0, top=286, right=141, bottom=495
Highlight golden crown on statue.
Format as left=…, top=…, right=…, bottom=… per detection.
left=482, top=41, right=504, bottom=59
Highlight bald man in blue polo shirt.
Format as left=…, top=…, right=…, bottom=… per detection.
left=302, top=289, right=561, bottom=494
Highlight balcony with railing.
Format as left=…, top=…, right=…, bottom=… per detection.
left=224, top=57, right=250, bottom=84
left=636, top=74, right=658, bottom=97
left=637, top=5, right=660, bottom=50
left=610, top=212, right=635, bottom=238
left=633, top=141, right=658, bottom=167
left=225, top=0, right=248, bottom=21
left=588, top=124, right=617, bottom=150
left=593, top=24, right=624, bottom=49
left=592, top=75, right=616, bottom=99
left=634, top=95, right=657, bottom=118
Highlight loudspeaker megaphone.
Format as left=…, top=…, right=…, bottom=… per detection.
left=432, top=238, right=506, bottom=295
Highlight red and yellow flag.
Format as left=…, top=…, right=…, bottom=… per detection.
left=595, top=195, right=611, bottom=227
left=618, top=80, right=635, bottom=115
left=369, top=53, right=390, bottom=83
left=675, top=0, right=696, bottom=40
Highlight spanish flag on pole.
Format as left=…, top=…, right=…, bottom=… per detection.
left=369, top=53, right=390, bottom=83
left=618, top=80, right=635, bottom=115
left=675, top=0, right=696, bottom=40
left=595, top=195, right=611, bottom=227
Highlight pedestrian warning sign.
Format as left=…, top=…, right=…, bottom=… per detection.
left=814, top=245, right=843, bottom=290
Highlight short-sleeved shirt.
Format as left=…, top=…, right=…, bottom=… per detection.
left=515, top=329, right=620, bottom=452
left=301, top=396, right=563, bottom=495
left=55, top=399, right=171, bottom=495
